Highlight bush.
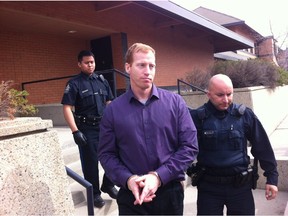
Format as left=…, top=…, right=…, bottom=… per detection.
left=277, top=68, right=288, bottom=86
left=0, top=80, right=38, bottom=120
left=185, top=59, right=285, bottom=89
left=185, top=68, right=211, bottom=90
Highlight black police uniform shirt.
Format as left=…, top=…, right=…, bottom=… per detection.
left=190, top=101, right=278, bottom=186
left=61, top=72, right=114, bottom=116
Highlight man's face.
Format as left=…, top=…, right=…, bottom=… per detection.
left=78, top=56, right=95, bottom=75
left=207, top=82, right=233, bottom=111
left=125, top=50, right=156, bottom=91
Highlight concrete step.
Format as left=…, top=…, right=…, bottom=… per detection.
left=53, top=126, right=75, bottom=150
left=62, top=145, right=80, bottom=165
left=65, top=161, right=83, bottom=185
left=68, top=181, right=87, bottom=206
left=285, top=202, right=288, bottom=216
left=54, top=126, right=288, bottom=215
left=68, top=162, right=119, bottom=215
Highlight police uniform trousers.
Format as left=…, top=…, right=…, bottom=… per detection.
left=77, top=124, right=114, bottom=195
left=197, top=180, right=255, bottom=215
left=117, top=181, right=184, bottom=215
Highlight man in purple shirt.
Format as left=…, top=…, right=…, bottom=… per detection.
left=98, top=43, right=198, bottom=215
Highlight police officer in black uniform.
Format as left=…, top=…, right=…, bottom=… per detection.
left=61, top=50, right=118, bottom=208
left=189, top=74, right=278, bottom=215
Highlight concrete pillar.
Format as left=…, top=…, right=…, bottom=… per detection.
left=0, top=117, right=74, bottom=215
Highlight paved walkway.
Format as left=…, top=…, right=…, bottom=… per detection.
left=73, top=185, right=288, bottom=215
left=56, top=114, right=288, bottom=215
left=269, top=114, right=288, bottom=160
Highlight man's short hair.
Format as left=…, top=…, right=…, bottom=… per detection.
left=78, top=50, right=95, bottom=62
left=125, top=43, right=155, bottom=64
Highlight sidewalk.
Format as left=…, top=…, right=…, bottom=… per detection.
left=73, top=184, right=288, bottom=215
left=55, top=114, right=288, bottom=215
left=269, top=114, right=288, bottom=160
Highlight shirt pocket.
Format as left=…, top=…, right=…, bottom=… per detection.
left=201, top=130, right=218, bottom=151
left=79, top=89, right=94, bottom=107
left=229, top=130, right=243, bottom=150
left=100, top=89, right=109, bottom=101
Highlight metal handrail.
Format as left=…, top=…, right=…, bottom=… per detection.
left=21, top=68, right=130, bottom=92
left=106, top=68, right=130, bottom=79
left=177, top=79, right=207, bottom=95
left=65, top=166, right=94, bottom=216
left=21, top=75, right=76, bottom=91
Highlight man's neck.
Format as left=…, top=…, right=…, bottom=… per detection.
left=132, top=86, right=152, bottom=101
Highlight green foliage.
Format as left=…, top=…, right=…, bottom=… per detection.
left=0, top=80, right=13, bottom=119
left=185, top=59, right=286, bottom=89
left=277, top=68, right=288, bottom=86
left=0, top=80, right=38, bottom=119
left=9, top=89, right=38, bottom=117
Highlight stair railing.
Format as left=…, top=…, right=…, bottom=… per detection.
left=21, top=68, right=130, bottom=98
left=65, top=166, right=94, bottom=216
left=177, top=79, right=207, bottom=95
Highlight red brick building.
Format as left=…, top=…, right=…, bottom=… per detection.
left=0, top=1, right=253, bottom=105
left=194, top=6, right=279, bottom=64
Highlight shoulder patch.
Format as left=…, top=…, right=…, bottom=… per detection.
left=64, top=84, right=71, bottom=94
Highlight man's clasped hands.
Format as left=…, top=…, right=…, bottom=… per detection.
left=127, top=172, right=161, bottom=205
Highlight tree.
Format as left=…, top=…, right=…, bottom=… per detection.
left=269, top=21, right=288, bottom=70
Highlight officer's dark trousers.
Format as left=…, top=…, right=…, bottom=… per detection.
left=117, top=181, right=184, bottom=215
left=78, top=124, right=114, bottom=195
left=197, top=181, right=255, bottom=215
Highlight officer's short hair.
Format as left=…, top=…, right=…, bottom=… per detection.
left=78, top=50, right=95, bottom=62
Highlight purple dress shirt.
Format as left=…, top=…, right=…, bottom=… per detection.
left=98, top=85, right=198, bottom=188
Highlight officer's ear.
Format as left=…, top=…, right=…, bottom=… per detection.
left=78, top=62, right=82, bottom=68
left=206, top=90, right=211, bottom=99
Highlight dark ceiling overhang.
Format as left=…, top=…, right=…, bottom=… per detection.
left=0, top=1, right=253, bottom=53
left=0, top=6, right=116, bottom=39
left=136, top=1, right=254, bottom=52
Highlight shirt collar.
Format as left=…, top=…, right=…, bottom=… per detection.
left=80, top=71, right=97, bottom=80
left=127, top=84, right=159, bottom=103
left=206, top=100, right=232, bottom=118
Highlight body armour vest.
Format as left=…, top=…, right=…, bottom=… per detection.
left=197, top=104, right=249, bottom=168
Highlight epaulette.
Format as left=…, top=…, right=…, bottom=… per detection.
left=197, top=106, right=208, bottom=120
left=98, top=74, right=105, bottom=82
left=231, top=104, right=246, bottom=116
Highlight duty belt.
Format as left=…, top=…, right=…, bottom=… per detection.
left=203, top=174, right=236, bottom=184
left=74, top=115, right=102, bottom=126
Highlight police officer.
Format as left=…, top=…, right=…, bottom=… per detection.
left=189, top=74, right=278, bottom=215
left=61, top=50, right=118, bottom=208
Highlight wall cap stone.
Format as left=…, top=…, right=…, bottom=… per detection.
left=0, top=117, right=53, bottom=137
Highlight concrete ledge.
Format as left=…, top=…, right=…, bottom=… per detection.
left=257, top=159, right=288, bottom=191
left=36, top=103, right=66, bottom=126
left=0, top=117, right=52, bottom=137
left=0, top=118, right=74, bottom=215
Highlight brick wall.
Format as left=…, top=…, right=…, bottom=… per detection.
left=0, top=31, right=88, bottom=104
left=1, top=1, right=214, bottom=105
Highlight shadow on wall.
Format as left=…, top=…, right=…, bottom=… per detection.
left=0, top=165, right=55, bottom=215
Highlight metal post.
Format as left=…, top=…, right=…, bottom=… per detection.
left=65, top=166, right=94, bottom=216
